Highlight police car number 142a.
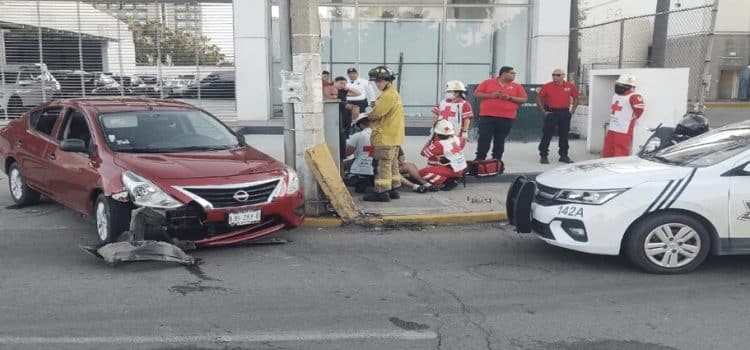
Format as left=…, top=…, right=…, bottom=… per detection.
left=557, top=205, right=584, bottom=218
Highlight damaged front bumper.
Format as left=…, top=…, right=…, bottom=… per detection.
left=84, top=192, right=305, bottom=265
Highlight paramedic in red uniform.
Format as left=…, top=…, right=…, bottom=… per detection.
left=473, top=66, right=527, bottom=163
left=602, top=74, right=645, bottom=157
left=432, top=80, right=473, bottom=140
left=536, top=68, right=579, bottom=164
left=419, top=120, right=468, bottom=191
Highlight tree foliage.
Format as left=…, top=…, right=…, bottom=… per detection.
left=124, top=18, right=225, bottom=66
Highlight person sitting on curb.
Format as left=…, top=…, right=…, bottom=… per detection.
left=397, top=147, right=432, bottom=193
left=343, top=114, right=374, bottom=193
left=419, top=120, right=468, bottom=191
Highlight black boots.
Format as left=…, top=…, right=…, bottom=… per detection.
left=363, top=191, right=390, bottom=202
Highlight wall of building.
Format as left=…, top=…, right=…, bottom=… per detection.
left=233, top=0, right=270, bottom=121
left=529, top=0, right=570, bottom=84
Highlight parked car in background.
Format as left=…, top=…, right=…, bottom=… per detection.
left=132, top=74, right=162, bottom=98
left=55, top=71, right=131, bottom=99
left=0, top=98, right=304, bottom=247
left=0, top=64, right=60, bottom=117
left=183, top=71, right=235, bottom=98
left=162, top=76, right=195, bottom=98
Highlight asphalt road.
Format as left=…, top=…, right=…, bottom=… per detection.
left=3, top=177, right=750, bottom=350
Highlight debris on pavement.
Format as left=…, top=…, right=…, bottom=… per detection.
left=80, top=240, right=196, bottom=266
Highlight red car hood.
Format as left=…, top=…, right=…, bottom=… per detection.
left=113, top=146, right=285, bottom=180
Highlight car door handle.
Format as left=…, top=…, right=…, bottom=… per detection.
left=47, top=153, right=56, bottom=160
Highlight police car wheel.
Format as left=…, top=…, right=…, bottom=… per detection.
left=624, top=213, right=710, bottom=274
left=506, top=176, right=527, bottom=226
left=512, top=181, right=536, bottom=234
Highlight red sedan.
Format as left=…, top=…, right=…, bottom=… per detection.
left=0, top=98, right=304, bottom=247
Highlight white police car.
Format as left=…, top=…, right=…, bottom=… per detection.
left=507, top=121, right=750, bottom=274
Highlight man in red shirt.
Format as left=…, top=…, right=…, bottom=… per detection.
left=536, top=68, right=579, bottom=164
left=473, top=66, right=528, bottom=162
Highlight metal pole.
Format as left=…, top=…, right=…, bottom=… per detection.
left=650, top=0, right=670, bottom=67
left=77, top=1, right=86, bottom=97
left=156, top=0, right=164, bottom=99
left=280, top=0, right=296, bottom=168
left=36, top=1, right=46, bottom=102
left=567, top=0, right=580, bottom=82
left=116, top=1, right=125, bottom=97
left=1, top=60, right=6, bottom=120
left=698, top=0, right=720, bottom=111
left=195, top=37, right=202, bottom=107
left=617, top=19, right=624, bottom=69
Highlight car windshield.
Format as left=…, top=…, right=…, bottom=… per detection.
left=98, top=110, right=241, bottom=153
left=645, top=124, right=750, bottom=167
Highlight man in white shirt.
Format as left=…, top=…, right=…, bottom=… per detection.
left=344, top=114, right=375, bottom=193
left=346, top=68, right=377, bottom=111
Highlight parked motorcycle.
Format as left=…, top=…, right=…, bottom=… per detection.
left=639, top=113, right=710, bottom=157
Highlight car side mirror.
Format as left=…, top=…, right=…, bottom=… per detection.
left=237, top=133, right=247, bottom=147
left=60, top=139, right=87, bottom=153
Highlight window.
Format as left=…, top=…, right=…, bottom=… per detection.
left=177, top=22, right=187, bottom=28
left=98, top=110, right=240, bottom=153
left=29, top=108, right=61, bottom=136
left=58, top=110, right=92, bottom=149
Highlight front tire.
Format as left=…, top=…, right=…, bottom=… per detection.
left=7, top=162, right=40, bottom=206
left=94, top=194, right=131, bottom=244
left=624, top=213, right=710, bottom=274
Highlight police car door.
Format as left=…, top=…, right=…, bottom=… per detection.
left=728, top=154, right=750, bottom=249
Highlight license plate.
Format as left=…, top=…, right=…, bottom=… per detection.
left=228, top=210, right=261, bottom=227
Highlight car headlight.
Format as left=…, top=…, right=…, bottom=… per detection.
left=555, top=189, right=627, bottom=205
left=284, top=168, right=300, bottom=194
left=643, top=137, right=661, bottom=153
left=121, top=171, right=182, bottom=209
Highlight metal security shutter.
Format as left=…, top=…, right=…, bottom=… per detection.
left=0, top=0, right=236, bottom=120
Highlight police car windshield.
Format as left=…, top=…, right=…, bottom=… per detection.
left=649, top=126, right=750, bottom=167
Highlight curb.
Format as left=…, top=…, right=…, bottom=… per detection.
left=301, top=211, right=507, bottom=228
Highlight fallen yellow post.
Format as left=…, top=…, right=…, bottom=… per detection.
left=304, top=143, right=361, bottom=222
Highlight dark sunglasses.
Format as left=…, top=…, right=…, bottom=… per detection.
left=552, top=74, right=564, bottom=76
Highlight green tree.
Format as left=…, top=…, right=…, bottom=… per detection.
left=124, top=18, right=225, bottom=66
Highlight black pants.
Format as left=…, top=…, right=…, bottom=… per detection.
left=476, top=116, right=514, bottom=161
left=538, top=109, right=572, bottom=157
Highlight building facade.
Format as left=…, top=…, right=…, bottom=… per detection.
left=89, top=1, right=203, bottom=35
left=238, top=0, right=571, bottom=121
left=1, top=0, right=571, bottom=121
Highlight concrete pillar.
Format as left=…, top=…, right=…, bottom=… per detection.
left=530, top=0, right=571, bottom=84
left=233, top=0, right=271, bottom=121
left=0, top=29, right=6, bottom=65
left=291, top=0, right=327, bottom=215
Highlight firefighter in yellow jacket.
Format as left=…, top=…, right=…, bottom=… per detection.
left=364, top=66, right=405, bottom=202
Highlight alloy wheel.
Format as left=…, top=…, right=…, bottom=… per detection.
left=9, top=168, right=23, bottom=200
left=644, top=223, right=701, bottom=269
left=96, top=201, right=109, bottom=242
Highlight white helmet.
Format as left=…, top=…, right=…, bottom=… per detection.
left=616, top=74, right=637, bottom=87
left=434, top=119, right=455, bottom=136
left=445, top=80, right=467, bottom=92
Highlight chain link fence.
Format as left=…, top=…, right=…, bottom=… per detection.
left=574, top=4, right=715, bottom=104
left=1, top=0, right=236, bottom=121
